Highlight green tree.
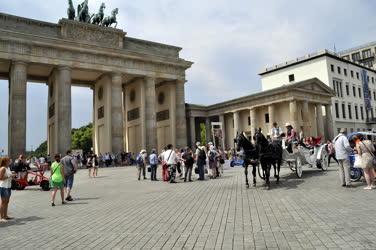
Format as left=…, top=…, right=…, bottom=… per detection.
left=200, top=123, right=206, bottom=145
left=71, top=123, right=93, bottom=153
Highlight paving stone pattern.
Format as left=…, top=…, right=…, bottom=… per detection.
left=0, top=164, right=375, bottom=249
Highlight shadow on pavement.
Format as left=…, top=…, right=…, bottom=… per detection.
left=0, top=216, right=43, bottom=227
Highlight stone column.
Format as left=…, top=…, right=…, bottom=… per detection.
left=233, top=111, right=240, bottom=139
left=325, top=104, right=334, bottom=139
left=169, top=83, right=176, bottom=147
left=111, top=73, right=124, bottom=153
left=56, top=66, right=72, bottom=154
left=175, top=80, right=187, bottom=148
left=205, top=117, right=211, bottom=144
left=316, top=104, right=324, bottom=138
left=92, top=86, right=96, bottom=153
left=144, top=77, right=157, bottom=152
left=268, top=105, right=275, bottom=132
left=250, top=108, right=256, bottom=137
left=289, top=100, right=298, bottom=129
left=302, top=100, right=309, bottom=127
left=8, top=61, right=27, bottom=159
left=189, top=116, right=196, bottom=147
left=219, top=114, right=226, bottom=149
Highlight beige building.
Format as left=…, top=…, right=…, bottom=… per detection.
left=186, top=78, right=335, bottom=149
left=0, top=13, right=192, bottom=159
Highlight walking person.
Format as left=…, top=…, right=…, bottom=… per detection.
left=149, top=149, right=158, bottom=181
left=92, top=154, right=99, bottom=177
left=196, top=145, right=207, bottom=181
left=0, top=157, right=15, bottom=222
left=183, top=148, right=194, bottom=182
left=163, top=144, right=177, bottom=183
left=334, top=129, right=353, bottom=187
left=217, top=145, right=226, bottom=176
left=86, top=153, right=93, bottom=178
left=353, top=135, right=376, bottom=190
left=136, top=150, right=147, bottom=180
left=327, top=139, right=339, bottom=165
left=50, top=154, right=65, bottom=206
left=61, top=150, right=77, bottom=201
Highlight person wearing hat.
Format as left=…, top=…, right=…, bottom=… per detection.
left=285, top=123, right=297, bottom=153
left=333, top=128, right=353, bottom=187
left=136, top=149, right=148, bottom=181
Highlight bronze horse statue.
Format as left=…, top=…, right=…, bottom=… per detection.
left=91, top=3, right=106, bottom=25
left=102, top=8, right=119, bottom=27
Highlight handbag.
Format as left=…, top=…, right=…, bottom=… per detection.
left=194, top=167, right=199, bottom=174
left=147, top=166, right=151, bottom=172
left=360, top=141, right=376, bottom=166
left=353, top=154, right=362, bottom=168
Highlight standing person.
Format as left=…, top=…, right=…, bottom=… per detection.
left=285, top=123, right=297, bottom=153
left=61, top=150, right=77, bottom=201
left=136, top=150, right=147, bottom=181
left=163, top=144, right=177, bottom=183
left=149, top=149, right=159, bottom=181
left=159, top=148, right=169, bottom=182
left=208, top=145, right=218, bottom=179
left=50, top=154, right=65, bottom=206
left=270, top=122, right=282, bottom=141
left=354, top=135, right=376, bottom=190
left=183, top=148, right=194, bottom=182
left=196, top=145, right=207, bottom=181
left=92, top=154, right=99, bottom=177
left=0, top=157, right=15, bottom=222
left=217, top=145, right=226, bottom=176
left=334, top=129, right=353, bottom=187
left=327, top=139, right=339, bottom=165
left=86, top=153, right=93, bottom=178
left=176, top=149, right=183, bottom=178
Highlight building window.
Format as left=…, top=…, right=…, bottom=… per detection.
left=352, top=52, right=361, bottom=61
left=335, top=103, right=339, bottom=118
left=372, top=77, right=374, bottom=83
left=265, top=113, right=269, bottom=123
left=348, top=104, right=352, bottom=119
left=344, top=68, right=347, bottom=76
left=331, top=64, right=334, bottom=72
left=346, top=84, right=350, bottom=96
left=353, top=86, right=356, bottom=97
left=362, top=49, right=372, bottom=58
left=333, top=80, right=336, bottom=93
left=356, top=72, right=359, bottom=79
left=339, top=82, right=343, bottom=97
left=367, top=76, right=370, bottom=83
left=360, top=106, right=364, bottom=120
left=288, top=74, right=295, bottom=82
left=337, top=66, right=341, bottom=74
left=358, top=87, right=362, bottom=98
left=248, top=116, right=251, bottom=126
left=355, top=105, right=359, bottom=119
left=342, top=103, right=346, bottom=119
left=351, top=70, right=354, bottom=78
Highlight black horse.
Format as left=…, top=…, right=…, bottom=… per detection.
left=254, top=129, right=283, bottom=188
left=234, top=132, right=259, bottom=188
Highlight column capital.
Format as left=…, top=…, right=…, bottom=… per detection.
left=57, top=65, right=71, bottom=71
left=12, top=60, right=28, bottom=67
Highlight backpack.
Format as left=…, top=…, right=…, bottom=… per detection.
left=198, top=149, right=206, bottom=161
left=136, top=154, right=144, bottom=165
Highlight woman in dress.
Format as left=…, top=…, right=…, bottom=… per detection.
left=354, top=135, right=375, bottom=190
left=50, top=154, right=65, bottom=206
left=0, top=157, right=15, bottom=222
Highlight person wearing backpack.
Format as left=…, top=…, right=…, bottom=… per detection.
left=196, top=145, right=207, bottom=181
left=61, top=150, right=77, bottom=202
left=163, top=144, right=177, bottom=183
left=137, top=150, right=147, bottom=181
left=183, top=148, right=194, bottom=182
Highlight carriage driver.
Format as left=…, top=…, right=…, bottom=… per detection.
left=270, top=122, right=282, bottom=141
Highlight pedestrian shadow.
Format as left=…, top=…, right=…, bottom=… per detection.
left=74, top=197, right=100, bottom=201
left=64, top=201, right=89, bottom=205
left=0, top=216, right=43, bottom=227
left=91, top=176, right=107, bottom=178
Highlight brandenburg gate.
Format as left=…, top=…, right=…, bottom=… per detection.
left=0, top=12, right=192, bottom=159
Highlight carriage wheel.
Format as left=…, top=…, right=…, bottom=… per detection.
left=317, top=150, right=329, bottom=171
left=257, top=163, right=265, bottom=180
left=295, top=157, right=303, bottom=178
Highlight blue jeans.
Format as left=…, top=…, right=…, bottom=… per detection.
left=0, top=187, right=11, bottom=198
left=64, top=175, right=74, bottom=189
left=198, top=163, right=205, bottom=180
left=150, top=164, right=157, bottom=180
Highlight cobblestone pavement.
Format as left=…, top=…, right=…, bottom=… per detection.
left=0, top=163, right=375, bottom=249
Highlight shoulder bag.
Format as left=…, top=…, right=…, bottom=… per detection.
left=360, top=141, right=376, bottom=167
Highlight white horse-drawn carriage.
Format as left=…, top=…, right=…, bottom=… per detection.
left=281, top=138, right=329, bottom=178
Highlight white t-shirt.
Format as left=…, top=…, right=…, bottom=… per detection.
left=163, top=149, right=177, bottom=165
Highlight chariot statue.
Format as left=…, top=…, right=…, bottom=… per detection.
left=102, top=8, right=119, bottom=28
left=91, top=3, right=105, bottom=25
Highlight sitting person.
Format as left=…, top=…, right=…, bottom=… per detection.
left=285, top=123, right=298, bottom=153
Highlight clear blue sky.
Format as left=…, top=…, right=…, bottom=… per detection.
left=1, top=0, right=376, bottom=153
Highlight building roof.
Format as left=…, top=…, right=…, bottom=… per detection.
left=339, top=41, right=376, bottom=55
left=186, top=78, right=335, bottom=113
left=259, top=49, right=376, bottom=76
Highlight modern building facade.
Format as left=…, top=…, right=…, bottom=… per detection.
left=339, top=41, right=376, bottom=70
left=0, top=13, right=192, bottom=159
left=259, top=50, right=376, bottom=135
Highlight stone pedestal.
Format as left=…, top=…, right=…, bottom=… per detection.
left=8, top=61, right=27, bottom=159
left=111, top=73, right=124, bottom=153
left=144, top=77, right=157, bottom=152
left=175, top=81, right=187, bottom=148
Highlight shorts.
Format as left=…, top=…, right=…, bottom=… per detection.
left=0, top=187, right=11, bottom=198
left=50, top=180, right=64, bottom=189
left=64, top=175, right=74, bottom=189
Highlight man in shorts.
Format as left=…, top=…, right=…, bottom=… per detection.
left=61, top=150, right=77, bottom=201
